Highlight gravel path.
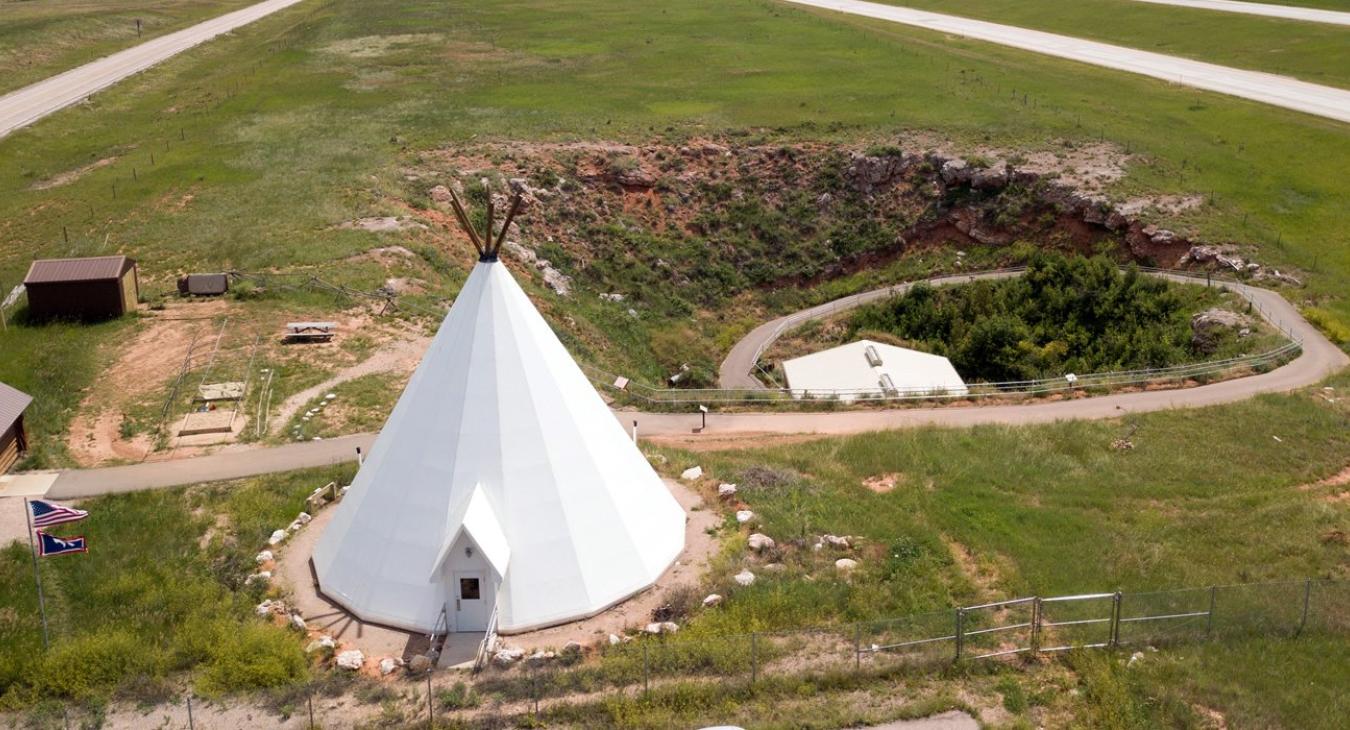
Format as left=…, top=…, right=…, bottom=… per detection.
left=1128, top=0, right=1350, bottom=26
left=0, top=0, right=308, bottom=138
left=781, top=0, right=1350, bottom=122
left=43, top=272, right=1346, bottom=499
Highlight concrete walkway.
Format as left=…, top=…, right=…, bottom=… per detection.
left=781, top=0, right=1350, bottom=123
left=1129, top=0, right=1350, bottom=26
left=0, top=0, right=307, bottom=138
left=43, top=270, right=1346, bottom=499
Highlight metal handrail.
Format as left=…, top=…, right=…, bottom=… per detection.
left=472, top=604, right=500, bottom=673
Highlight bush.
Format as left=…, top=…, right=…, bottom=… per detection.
left=437, top=681, right=479, bottom=710
left=848, top=253, right=1231, bottom=382
left=194, top=621, right=308, bottom=696
left=35, top=631, right=167, bottom=701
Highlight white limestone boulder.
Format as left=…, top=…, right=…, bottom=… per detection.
left=747, top=533, right=775, bottom=552
left=336, top=650, right=365, bottom=670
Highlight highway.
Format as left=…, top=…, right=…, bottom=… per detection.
left=0, top=0, right=307, bottom=139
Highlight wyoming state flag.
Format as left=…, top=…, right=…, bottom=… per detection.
left=37, top=531, right=87, bottom=557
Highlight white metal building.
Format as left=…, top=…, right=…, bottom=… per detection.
left=312, top=260, right=686, bottom=635
left=781, top=339, right=968, bottom=401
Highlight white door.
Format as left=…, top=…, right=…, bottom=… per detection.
left=453, top=570, right=488, bottom=631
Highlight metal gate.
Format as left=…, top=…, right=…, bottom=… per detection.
left=956, top=597, right=1037, bottom=659
left=1035, top=592, right=1119, bottom=652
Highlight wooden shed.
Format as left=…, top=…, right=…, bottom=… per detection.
left=0, top=382, right=32, bottom=474
left=23, top=256, right=139, bottom=321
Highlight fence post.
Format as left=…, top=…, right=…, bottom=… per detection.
left=186, top=692, right=195, bottom=730
left=1030, top=598, right=1042, bottom=654
left=1206, top=586, right=1217, bottom=635
left=854, top=622, right=862, bottom=669
left=308, top=690, right=315, bottom=729
left=751, top=632, right=758, bottom=685
left=954, top=608, right=965, bottom=661
left=427, top=670, right=434, bottom=728
left=1297, top=579, right=1312, bottom=637
left=1110, top=592, right=1122, bottom=648
left=643, top=641, right=649, bottom=695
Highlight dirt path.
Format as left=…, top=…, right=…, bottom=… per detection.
left=720, top=268, right=1324, bottom=391
left=269, top=333, right=431, bottom=436
left=41, top=269, right=1347, bottom=499
left=781, top=0, right=1350, bottom=123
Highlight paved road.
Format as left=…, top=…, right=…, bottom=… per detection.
left=719, top=270, right=1024, bottom=389
left=0, top=0, right=307, bottom=139
left=46, top=272, right=1346, bottom=499
left=1130, top=0, right=1350, bottom=26
left=781, top=0, right=1350, bottom=123
left=721, top=269, right=1340, bottom=390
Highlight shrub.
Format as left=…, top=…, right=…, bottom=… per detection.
left=194, top=621, right=308, bottom=696
left=848, top=253, right=1235, bottom=382
left=437, top=681, right=480, bottom=710
left=35, top=631, right=167, bottom=701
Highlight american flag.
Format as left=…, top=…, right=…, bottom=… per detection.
left=37, top=531, right=87, bottom=557
left=29, top=499, right=89, bottom=528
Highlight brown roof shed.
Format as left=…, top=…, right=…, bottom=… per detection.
left=0, top=382, right=31, bottom=473
left=23, top=255, right=139, bottom=321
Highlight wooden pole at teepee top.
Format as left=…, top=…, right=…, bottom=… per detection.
left=494, top=193, right=524, bottom=253
left=446, top=188, right=484, bottom=256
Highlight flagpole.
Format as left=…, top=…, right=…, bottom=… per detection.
left=23, top=498, right=50, bottom=649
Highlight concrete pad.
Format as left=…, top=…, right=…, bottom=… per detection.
left=0, top=472, right=59, bottom=498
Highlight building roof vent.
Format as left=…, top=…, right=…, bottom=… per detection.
left=864, top=344, right=883, bottom=367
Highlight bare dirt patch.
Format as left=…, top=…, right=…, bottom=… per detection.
left=338, top=216, right=427, bottom=233
left=942, top=535, right=1006, bottom=601
left=1118, top=194, right=1205, bottom=217
left=643, top=431, right=829, bottom=453
left=31, top=156, right=117, bottom=190
left=270, top=331, right=431, bottom=436
left=864, top=472, right=904, bottom=493
left=1295, top=463, right=1350, bottom=504
left=67, top=410, right=154, bottom=465
left=320, top=33, right=447, bottom=58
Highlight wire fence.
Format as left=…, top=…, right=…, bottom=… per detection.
left=457, top=578, right=1348, bottom=721
left=36, top=568, right=1346, bottom=725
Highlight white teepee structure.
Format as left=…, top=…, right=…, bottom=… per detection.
left=312, top=191, right=685, bottom=635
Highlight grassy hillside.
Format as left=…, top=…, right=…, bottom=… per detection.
left=868, top=0, right=1350, bottom=88
left=1, top=0, right=1347, bottom=461
left=0, top=0, right=259, bottom=95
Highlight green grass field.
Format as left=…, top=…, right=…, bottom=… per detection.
left=0, top=0, right=259, bottom=96
left=0, top=465, right=349, bottom=708
left=869, top=0, right=1350, bottom=88
left=1, top=0, right=1347, bottom=463
left=0, top=376, right=1344, bottom=725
